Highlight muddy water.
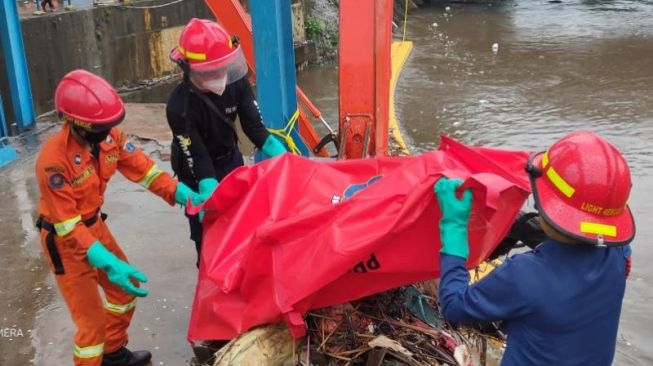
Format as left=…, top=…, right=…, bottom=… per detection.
left=298, top=1, right=653, bottom=364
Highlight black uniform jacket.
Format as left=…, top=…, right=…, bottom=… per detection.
left=166, top=78, right=270, bottom=186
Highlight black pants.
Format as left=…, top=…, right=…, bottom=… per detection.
left=186, top=149, right=244, bottom=266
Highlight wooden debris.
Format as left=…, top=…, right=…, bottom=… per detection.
left=368, top=335, right=413, bottom=358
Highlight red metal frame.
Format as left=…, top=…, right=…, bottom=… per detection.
left=204, top=0, right=255, bottom=76
left=339, top=0, right=392, bottom=159
left=204, top=0, right=328, bottom=157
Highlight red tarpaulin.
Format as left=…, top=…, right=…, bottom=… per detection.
left=187, top=137, right=531, bottom=341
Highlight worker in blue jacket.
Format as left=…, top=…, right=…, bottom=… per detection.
left=434, top=131, right=634, bottom=366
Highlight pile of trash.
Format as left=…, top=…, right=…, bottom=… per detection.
left=199, top=281, right=505, bottom=366
left=302, top=283, right=504, bottom=366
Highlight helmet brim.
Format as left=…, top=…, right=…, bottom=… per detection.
left=169, top=47, right=185, bottom=64
left=530, top=153, right=635, bottom=246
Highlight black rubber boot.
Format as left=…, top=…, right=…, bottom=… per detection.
left=191, top=340, right=228, bottom=365
left=101, top=347, right=152, bottom=366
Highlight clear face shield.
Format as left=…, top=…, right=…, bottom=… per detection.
left=188, top=47, right=249, bottom=95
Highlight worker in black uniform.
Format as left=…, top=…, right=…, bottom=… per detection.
left=167, top=18, right=287, bottom=264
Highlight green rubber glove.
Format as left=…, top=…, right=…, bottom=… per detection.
left=175, top=182, right=200, bottom=206
left=261, top=135, right=288, bottom=158
left=86, top=241, right=148, bottom=297
left=434, top=177, right=473, bottom=260
left=197, top=178, right=218, bottom=203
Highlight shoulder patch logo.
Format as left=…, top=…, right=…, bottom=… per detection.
left=74, top=154, right=82, bottom=165
left=125, top=142, right=135, bottom=153
left=48, top=173, right=65, bottom=189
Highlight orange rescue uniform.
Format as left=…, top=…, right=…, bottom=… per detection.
left=35, top=124, right=178, bottom=366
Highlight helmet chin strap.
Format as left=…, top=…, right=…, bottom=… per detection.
left=72, top=126, right=109, bottom=145
left=176, top=58, right=192, bottom=81
left=71, top=126, right=91, bottom=146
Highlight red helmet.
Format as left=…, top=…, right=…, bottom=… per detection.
left=55, top=69, right=125, bottom=132
left=527, top=131, right=635, bottom=246
left=171, top=18, right=238, bottom=72
left=169, top=18, right=248, bottom=88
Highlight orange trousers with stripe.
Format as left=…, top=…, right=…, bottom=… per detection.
left=40, top=218, right=138, bottom=366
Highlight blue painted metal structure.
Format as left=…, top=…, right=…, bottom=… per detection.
left=0, top=0, right=36, bottom=132
left=0, top=94, right=18, bottom=168
left=0, top=93, right=9, bottom=138
left=250, top=0, right=310, bottom=158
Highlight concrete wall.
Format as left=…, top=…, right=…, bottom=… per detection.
left=0, top=0, right=212, bottom=124
left=292, top=1, right=306, bottom=43
left=0, top=0, right=313, bottom=129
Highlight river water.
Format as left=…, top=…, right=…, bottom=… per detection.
left=298, top=1, right=653, bottom=364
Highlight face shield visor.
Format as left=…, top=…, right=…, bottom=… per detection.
left=187, top=47, right=249, bottom=95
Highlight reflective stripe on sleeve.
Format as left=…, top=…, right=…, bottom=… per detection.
left=138, top=165, right=163, bottom=189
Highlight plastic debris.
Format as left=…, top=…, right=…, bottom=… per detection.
left=492, top=43, right=499, bottom=54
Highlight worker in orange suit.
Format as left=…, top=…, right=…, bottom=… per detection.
left=35, top=69, right=200, bottom=366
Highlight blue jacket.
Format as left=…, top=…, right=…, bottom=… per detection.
left=439, top=239, right=630, bottom=366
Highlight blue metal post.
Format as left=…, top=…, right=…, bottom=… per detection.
left=0, top=93, right=9, bottom=138
left=250, top=0, right=310, bottom=158
left=0, top=0, right=36, bottom=131
left=0, top=94, right=18, bottom=168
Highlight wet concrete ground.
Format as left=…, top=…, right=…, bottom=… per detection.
left=0, top=105, right=202, bottom=365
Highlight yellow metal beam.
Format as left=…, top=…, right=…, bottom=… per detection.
left=389, top=41, right=413, bottom=156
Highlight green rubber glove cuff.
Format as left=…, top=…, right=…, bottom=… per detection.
left=197, top=178, right=218, bottom=203
left=261, top=135, right=287, bottom=158
left=87, top=241, right=116, bottom=270
left=87, top=241, right=149, bottom=297
left=434, top=178, right=472, bottom=260
left=439, top=225, right=470, bottom=259
left=175, top=182, right=195, bottom=206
